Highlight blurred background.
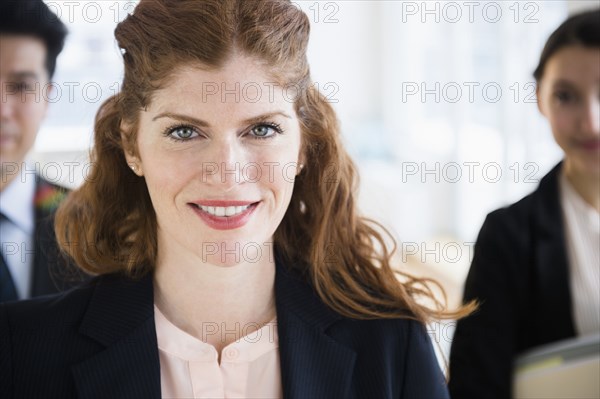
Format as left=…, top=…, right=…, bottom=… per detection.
left=32, top=0, right=599, bottom=364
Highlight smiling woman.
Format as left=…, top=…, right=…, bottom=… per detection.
left=1, top=1, right=472, bottom=398
left=449, top=9, right=600, bottom=398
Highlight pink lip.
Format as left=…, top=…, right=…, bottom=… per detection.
left=188, top=201, right=260, bottom=230
left=579, top=139, right=600, bottom=151
left=192, top=200, right=258, bottom=207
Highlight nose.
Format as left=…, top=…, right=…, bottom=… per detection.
left=0, top=84, right=16, bottom=120
left=201, top=136, right=248, bottom=190
left=581, top=97, right=600, bottom=136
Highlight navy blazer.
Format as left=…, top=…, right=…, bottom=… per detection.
left=449, top=162, right=576, bottom=398
left=0, top=258, right=449, bottom=398
left=30, top=177, right=72, bottom=297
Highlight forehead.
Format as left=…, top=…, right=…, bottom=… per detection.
left=149, top=56, right=295, bottom=115
left=544, top=46, right=600, bottom=82
left=0, top=35, right=47, bottom=80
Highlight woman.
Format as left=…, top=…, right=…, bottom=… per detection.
left=0, top=1, right=470, bottom=398
left=449, top=9, right=600, bottom=399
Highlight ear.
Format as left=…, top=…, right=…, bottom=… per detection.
left=120, top=123, right=144, bottom=176
left=296, top=149, right=306, bottom=176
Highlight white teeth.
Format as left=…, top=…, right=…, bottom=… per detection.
left=198, top=204, right=251, bottom=217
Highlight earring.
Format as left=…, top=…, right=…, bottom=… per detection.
left=296, top=163, right=304, bottom=176
left=130, top=164, right=137, bottom=172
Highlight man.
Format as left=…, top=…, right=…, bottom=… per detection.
left=1, top=0, right=79, bottom=301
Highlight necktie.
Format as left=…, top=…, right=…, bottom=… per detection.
left=0, top=212, right=19, bottom=301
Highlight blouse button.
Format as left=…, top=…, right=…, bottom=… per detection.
left=225, top=347, right=239, bottom=360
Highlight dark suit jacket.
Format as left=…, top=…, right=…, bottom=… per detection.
left=29, top=176, right=83, bottom=297
left=1, top=258, right=449, bottom=399
left=448, top=162, right=576, bottom=398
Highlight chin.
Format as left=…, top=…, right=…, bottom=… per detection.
left=572, top=157, right=600, bottom=178
left=197, top=239, right=273, bottom=267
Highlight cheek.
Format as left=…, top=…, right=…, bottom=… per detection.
left=23, top=100, right=47, bottom=120
left=255, top=150, right=299, bottom=207
left=139, top=145, right=197, bottom=206
left=548, top=109, right=575, bottom=144
left=18, top=102, right=47, bottom=138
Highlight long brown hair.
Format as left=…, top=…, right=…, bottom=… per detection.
left=56, top=0, right=474, bottom=323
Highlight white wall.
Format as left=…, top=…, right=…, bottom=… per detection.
left=34, top=0, right=572, bottom=278
left=567, top=0, right=600, bottom=14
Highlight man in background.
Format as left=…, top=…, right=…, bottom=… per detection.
left=1, top=0, right=79, bottom=301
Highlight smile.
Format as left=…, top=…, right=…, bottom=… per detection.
left=188, top=201, right=260, bottom=230
left=198, top=205, right=250, bottom=217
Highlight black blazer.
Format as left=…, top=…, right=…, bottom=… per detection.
left=2, top=176, right=74, bottom=300
left=0, top=258, right=449, bottom=398
left=30, top=176, right=75, bottom=297
left=448, top=162, right=576, bottom=398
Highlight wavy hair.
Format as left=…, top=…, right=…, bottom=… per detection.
left=56, top=0, right=474, bottom=323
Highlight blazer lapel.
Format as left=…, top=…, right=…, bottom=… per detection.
left=72, top=273, right=161, bottom=399
left=30, top=176, right=69, bottom=296
left=275, top=260, right=357, bottom=399
left=531, top=163, right=575, bottom=341
left=70, top=255, right=356, bottom=398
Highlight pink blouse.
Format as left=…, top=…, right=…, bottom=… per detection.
left=154, top=305, right=282, bottom=398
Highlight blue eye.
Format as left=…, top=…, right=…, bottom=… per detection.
left=250, top=123, right=283, bottom=139
left=167, top=125, right=199, bottom=140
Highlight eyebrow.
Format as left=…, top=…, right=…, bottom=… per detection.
left=152, top=111, right=292, bottom=126
left=7, top=72, right=40, bottom=81
left=550, top=79, right=600, bottom=91
left=552, top=79, right=578, bottom=89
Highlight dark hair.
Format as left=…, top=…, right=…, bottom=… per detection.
left=0, top=0, right=68, bottom=79
left=533, top=9, right=600, bottom=82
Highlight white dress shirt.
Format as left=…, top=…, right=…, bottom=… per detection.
left=560, top=171, right=600, bottom=336
left=0, top=174, right=36, bottom=299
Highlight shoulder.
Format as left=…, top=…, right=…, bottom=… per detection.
left=276, top=260, right=441, bottom=361
left=0, top=274, right=129, bottom=398
left=0, top=273, right=118, bottom=333
left=329, top=314, right=420, bottom=340
left=276, top=259, right=435, bottom=351
left=34, top=176, right=70, bottom=214
left=484, top=186, right=539, bottom=233
left=329, top=316, right=434, bottom=360
left=330, top=317, right=447, bottom=396
left=483, top=162, right=562, bottom=234
left=328, top=316, right=439, bottom=371
left=1, top=278, right=94, bottom=328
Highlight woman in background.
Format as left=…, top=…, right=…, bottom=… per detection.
left=449, top=9, right=599, bottom=398
left=0, top=1, right=471, bottom=398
